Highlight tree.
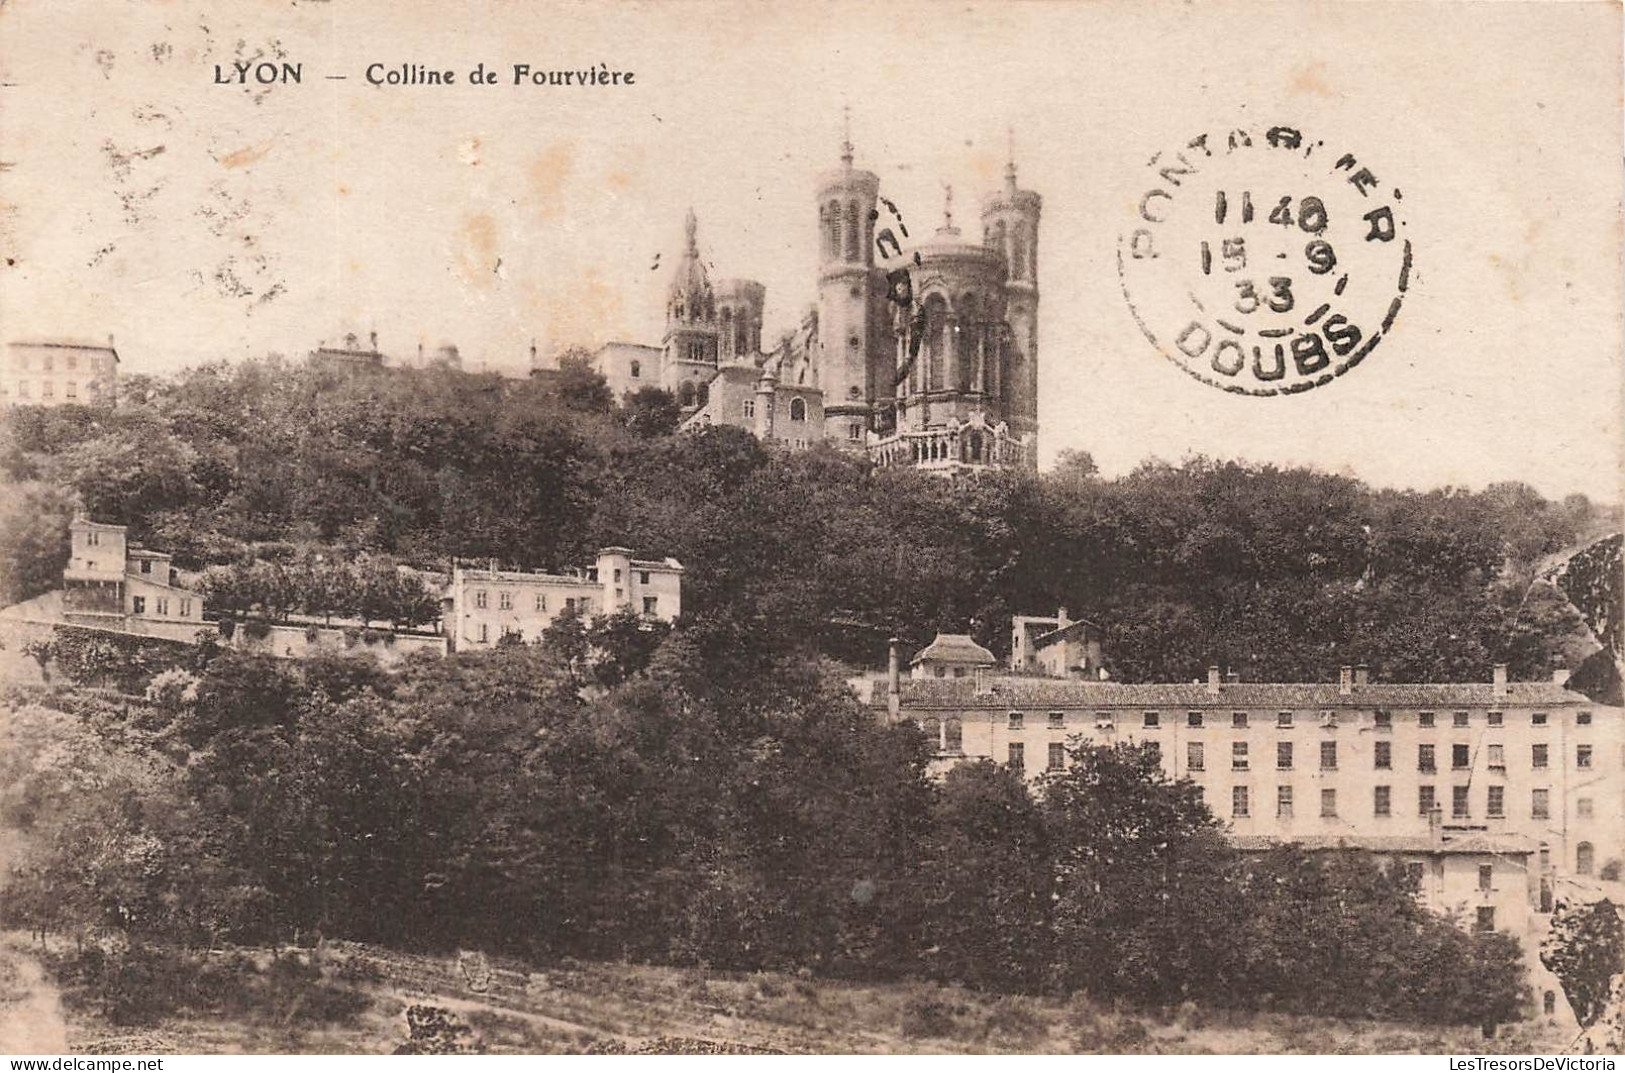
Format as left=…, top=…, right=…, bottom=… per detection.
left=0, top=482, right=76, bottom=606
left=554, top=347, right=614, bottom=415
left=1543, top=899, right=1625, bottom=1028
left=621, top=386, right=682, bottom=438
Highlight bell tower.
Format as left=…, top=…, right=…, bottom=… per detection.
left=981, top=134, right=1041, bottom=445
left=814, top=112, right=883, bottom=449
left=662, top=208, right=720, bottom=410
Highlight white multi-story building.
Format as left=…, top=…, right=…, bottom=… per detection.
left=3, top=339, right=119, bottom=408
left=60, top=518, right=205, bottom=636
left=444, top=547, right=682, bottom=651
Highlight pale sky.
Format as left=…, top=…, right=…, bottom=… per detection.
left=1, top=0, right=1620, bottom=502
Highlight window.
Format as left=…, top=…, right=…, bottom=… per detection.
left=1048, top=711, right=1064, bottom=729
left=179, top=599, right=190, bottom=617
left=1452, top=743, right=1470, bottom=770
left=1374, top=710, right=1391, bottom=728
left=1453, top=711, right=1469, bottom=728
left=1320, top=741, right=1337, bottom=770
left=848, top=423, right=862, bottom=441
left=478, top=623, right=489, bottom=643
left=1374, top=741, right=1391, bottom=770
left=630, top=359, right=641, bottom=378
left=1577, top=745, right=1593, bottom=769
left=1143, top=711, right=1160, bottom=728
left=474, top=590, right=488, bottom=609
left=790, top=397, right=807, bottom=421
left=1374, top=785, right=1391, bottom=816
left=944, top=718, right=962, bottom=752
left=1487, top=743, right=1504, bottom=770
left=1452, top=785, right=1470, bottom=818
left=1419, top=785, right=1436, bottom=816
left=1007, top=742, right=1024, bottom=775
left=1277, top=741, right=1293, bottom=770
left=66, top=382, right=77, bottom=398
left=1232, top=786, right=1250, bottom=818
left=1419, top=711, right=1435, bottom=728
left=1232, top=711, right=1248, bottom=729
left=1320, top=788, right=1337, bottom=817
left=41, top=381, right=53, bottom=398
left=1532, top=711, right=1548, bottom=726
left=1048, top=742, right=1065, bottom=771
left=643, top=596, right=658, bottom=615
left=613, top=569, right=623, bottom=583
left=1488, top=710, right=1503, bottom=727
left=1544, top=992, right=1557, bottom=1017
left=1188, top=711, right=1204, bottom=728
left=1577, top=797, right=1593, bottom=820
left=1532, top=744, right=1548, bottom=769
left=132, top=595, right=145, bottom=614
left=535, top=593, right=547, bottom=612
left=742, top=399, right=755, bottom=419
left=563, top=597, right=576, bottom=612
left=1008, top=711, right=1024, bottom=730
left=1532, top=788, right=1550, bottom=820
left=1488, top=785, right=1504, bottom=818
left=1577, top=842, right=1595, bottom=875
left=87, top=532, right=99, bottom=546
left=1187, top=742, right=1205, bottom=772
left=1277, top=711, right=1294, bottom=728
left=639, top=571, right=650, bottom=585
left=1475, top=907, right=1495, bottom=933
left=1232, top=742, right=1249, bottom=770
left=1277, top=785, right=1293, bottom=818
left=140, top=559, right=152, bottom=574
left=499, top=592, right=513, bottom=610
left=1577, top=711, right=1592, bottom=726
left=1418, top=744, right=1436, bottom=772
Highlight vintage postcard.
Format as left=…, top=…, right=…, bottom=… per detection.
left=1, top=0, right=1622, bottom=1059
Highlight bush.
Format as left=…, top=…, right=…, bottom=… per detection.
left=900, top=997, right=962, bottom=1039
left=241, top=619, right=272, bottom=641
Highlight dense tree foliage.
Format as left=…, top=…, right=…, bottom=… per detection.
left=2, top=640, right=1529, bottom=1028
left=2, top=357, right=1613, bottom=685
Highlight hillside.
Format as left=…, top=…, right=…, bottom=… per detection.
left=8, top=938, right=1574, bottom=1055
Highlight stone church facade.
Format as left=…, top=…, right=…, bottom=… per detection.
left=593, top=129, right=1041, bottom=473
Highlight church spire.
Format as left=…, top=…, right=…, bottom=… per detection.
left=1004, top=126, right=1019, bottom=193
left=684, top=206, right=699, bottom=255
left=840, top=105, right=854, bottom=167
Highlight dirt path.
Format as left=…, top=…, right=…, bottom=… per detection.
left=0, top=939, right=69, bottom=1055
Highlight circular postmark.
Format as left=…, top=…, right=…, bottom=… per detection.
left=1118, top=125, right=1411, bottom=396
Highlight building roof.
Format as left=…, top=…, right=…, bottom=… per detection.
left=1033, top=618, right=1101, bottom=648
left=910, top=633, right=997, bottom=667
left=69, top=518, right=128, bottom=533
left=126, top=547, right=173, bottom=560
left=889, top=676, right=1599, bottom=709
left=631, top=558, right=684, bottom=573
left=1228, top=833, right=1536, bottom=857
left=456, top=567, right=597, bottom=587
left=10, top=340, right=120, bottom=362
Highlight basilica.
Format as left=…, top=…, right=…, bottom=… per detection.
left=591, top=131, right=1042, bottom=473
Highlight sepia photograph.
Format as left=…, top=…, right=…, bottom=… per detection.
left=0, top=0, right=1621, bottom=1059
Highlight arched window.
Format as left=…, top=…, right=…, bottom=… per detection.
left=1577, top=841, right=1595, bottom=875
left=1011, top=226, right=1028, bottom=280
left=944, top=718, right=962, bottom=751
left=826, top=200, right=841, bottom=260
left=790, top=397, right=806, bottom=422
left=679, top=381, right=696, bottom=408
left=697, top=381, right=709, bottom=407
left=969, top=432, right=983, bottom=463
left=921, top=293, right=949, bottom=390
left=844, top=201, right=860, bottom=261
left=630, top=359, right=641, bottom=379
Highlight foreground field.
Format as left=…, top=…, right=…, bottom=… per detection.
left=6, top=937, right=1575, bottom=1055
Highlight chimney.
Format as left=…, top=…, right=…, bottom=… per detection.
left=1552, top=667, right=1571, bottom=687
left=1354, top=664, right=1370, bottom=686
left=1339, top=665, right=1353, bottom=696
left=1492, top=663, right=1508, bottom=698
left=369, top=330, right=378, bottom=351
left=1056, top=606, right=1069, bottom=629
left=887, top=637, right=901, bottom=719
left=1225, top=669, right=1240, bottom=684
left=1206, top=665, right=1221, bottom=696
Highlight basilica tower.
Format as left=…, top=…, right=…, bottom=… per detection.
left=814, top=121, right=884, bottom=448
left=980, top=145, right=1041, bottom=445
left=662, top=209, right=720, bottom=411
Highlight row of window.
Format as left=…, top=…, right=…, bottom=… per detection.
left=131, top=595, right=191, bottom=617
left=1175, top=740, right=1593, bottom=772
left=1007, top=708, right=1590, bottom=730
left=6, top=380, right=100, bottom=399
left=10, top=354, right=101, bottom=371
